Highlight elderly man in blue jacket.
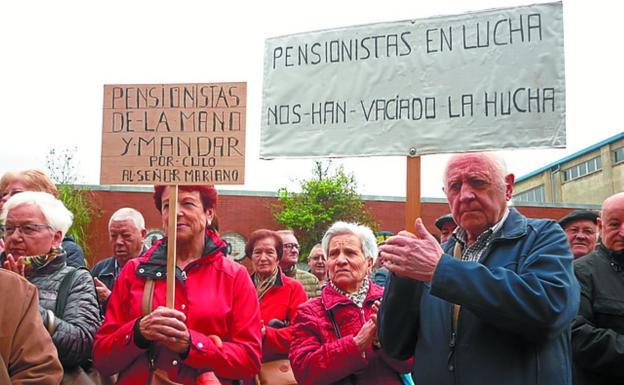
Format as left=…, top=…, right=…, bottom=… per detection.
left=378, top=152, right=579, bottom=385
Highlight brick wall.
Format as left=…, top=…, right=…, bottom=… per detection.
left=83, top=189, right=585, bottom=267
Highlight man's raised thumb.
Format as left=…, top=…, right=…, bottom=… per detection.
left=413, top=218, right=431, bottom=239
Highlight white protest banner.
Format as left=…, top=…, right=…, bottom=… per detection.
left=101, top=82, right=246, bottom=185
left=261, top=2, right=565, bottom=158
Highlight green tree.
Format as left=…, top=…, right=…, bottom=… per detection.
left=273, top=161, right=378, bottom=259
left=46, top=147, right=100, bottom=259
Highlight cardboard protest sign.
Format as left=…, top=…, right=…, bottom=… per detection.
left=261, top=2, right=565, bottom=158
left=101, top=82, right=246, bottom=185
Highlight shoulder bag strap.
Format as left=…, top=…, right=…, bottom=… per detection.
left=327, top=308, right=342, bottom=338
left=142, top=278, right=155, bottom=316
left=326, top=307, right=357, bottom=385
left=141, top=278, right=158, bottom=373
left=55, top=267, right=83, bottom=316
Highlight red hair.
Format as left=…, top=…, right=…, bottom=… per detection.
left=153, top=185, right=218, bottom=212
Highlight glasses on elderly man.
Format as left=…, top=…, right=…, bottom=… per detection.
left=1, top=223, right=54, bottom=237
left=283, top=243, right=300, bottom=250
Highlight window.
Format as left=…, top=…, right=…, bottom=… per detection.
left=614, top=147, right=624, bottom=164
left=563, top=156, right=602, bottom=182
left=514, top=185, right=546, bottom=203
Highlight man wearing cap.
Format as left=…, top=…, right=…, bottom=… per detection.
left=434, top=213, right=457, bottom=244
left=559, top=209, right=599, bottom=260
left=572, top=192, right=624, bottom=385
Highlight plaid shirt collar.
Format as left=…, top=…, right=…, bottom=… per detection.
left=453, top=208, right=509, bottom=262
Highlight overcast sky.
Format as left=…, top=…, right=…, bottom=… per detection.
left=1, top=0, right=621, bottom=199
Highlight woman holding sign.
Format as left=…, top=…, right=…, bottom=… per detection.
left=93, top=185, right=262, bottom=385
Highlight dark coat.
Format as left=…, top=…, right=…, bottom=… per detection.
left=572, top=244, right=624, bottom=385
left=28, top=252, right=101, bottom=369
left=91, top=256, right=117, bottom=291
left=91, top=256, right=118, bottom=315
left=91, top=247, right=146, bottom=314
left=379, top=208, right=580, bottom=385
left=62, top=235, right=86, bottom=268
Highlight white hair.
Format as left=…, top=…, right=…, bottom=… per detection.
left=1, top=191, right=73, bottom=238
left=321, top=221, right=378, bottom=262
left=109, top=207, right=145, bottom=231
left=443, top=152, right=508, bottom=189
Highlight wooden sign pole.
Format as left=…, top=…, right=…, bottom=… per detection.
left=405, top=156, right=421, bottom=234
left=166, top=185, right=178, bottom=308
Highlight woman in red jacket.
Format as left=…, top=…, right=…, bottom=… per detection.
left=246, top=229, right=307, bottom=363
left=289, top=221, right=412, bottom=385
left=93, top=185, right=262, bottom=385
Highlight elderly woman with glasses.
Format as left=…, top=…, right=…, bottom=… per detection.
left=0, top=169, right=86, bottom=267
left=289, top=221, right=412, bottom=385
left=0, top=191, right=101, bottom=373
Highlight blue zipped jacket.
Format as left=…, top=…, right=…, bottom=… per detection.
left=379, top=208, right=580, bottom=385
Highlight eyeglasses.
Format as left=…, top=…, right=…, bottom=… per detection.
left=2, top=223, right=54, bottom=236
left=283, top=243, right=300, bottom=250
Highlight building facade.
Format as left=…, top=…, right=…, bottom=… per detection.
left=514, top=132, right=624, bottom=205
left=82, top=186, right=582, bottom=267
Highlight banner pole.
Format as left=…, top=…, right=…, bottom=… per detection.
left=166, top=185, right=178, bottom=308
left=405, top=156, right=421, bottom=234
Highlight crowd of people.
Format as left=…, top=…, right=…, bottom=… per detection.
left=0, top=154, right=622, bottom=385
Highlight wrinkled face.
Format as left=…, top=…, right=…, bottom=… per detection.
left=307, top=247, right=327, bottom=279
left=279, top=233, right=299, bottom=269
left=161, top=188, right=214, bottom=244
left=563, top=219, right=598, bottom=258
left=600, top=197, right=624, bottom=252
left=251, top=237, right=279, bottom=279
left=109, top=219, right=146, bottom=266
left=439, top=221, right=457, bottom=244
left=444, top=154, right=513, bottom=241
left=4, top=204, right=62, bottom=257
left=0, top=180, right=28, bottom=211
left=327, top=233, right=372, bottom=294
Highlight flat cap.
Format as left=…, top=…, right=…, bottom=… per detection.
left=435, top=213, right=456, bottom=230
left=558, top=210, right=599, bottom=229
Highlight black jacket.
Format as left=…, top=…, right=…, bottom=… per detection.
left=91, top=248, right=146, bottom=315
left=91, top=256, right=118, bottom=315
left=62, top=235, right=86, bottom=268
left=28, top=253, right=101, bottom=369
left=572, top=244, right=624, bottom=385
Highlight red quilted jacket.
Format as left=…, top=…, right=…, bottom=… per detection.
left=257, top=272, right=307, bottom=361
left=289, top=282, right=412, bottom=385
